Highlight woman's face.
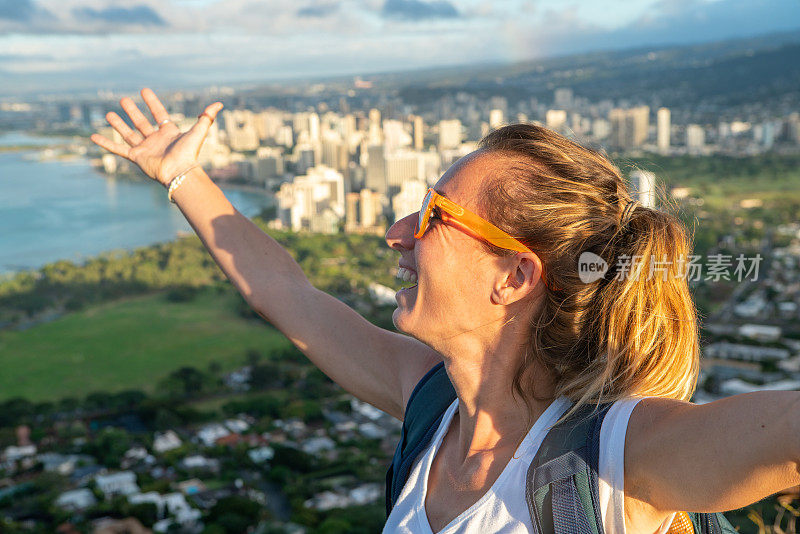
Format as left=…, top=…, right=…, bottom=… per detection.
left=385, top=151, right=512, bottom=349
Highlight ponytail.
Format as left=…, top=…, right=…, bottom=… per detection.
left=478, top=124, right=699, bottom=422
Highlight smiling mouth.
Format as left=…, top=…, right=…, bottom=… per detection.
left=397, top=267, right=418, bottom=289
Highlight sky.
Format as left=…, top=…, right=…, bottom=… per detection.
left=1, top=0, right=799, bottom=98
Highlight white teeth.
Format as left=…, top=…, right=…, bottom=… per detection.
left=396, top=267, right=418, bottom=285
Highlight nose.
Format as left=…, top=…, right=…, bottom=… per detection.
left=385, top=212, right=418, bottom=253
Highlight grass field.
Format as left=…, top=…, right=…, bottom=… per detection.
left=0, top=287, right=293, bottom=402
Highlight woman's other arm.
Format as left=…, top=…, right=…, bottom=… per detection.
left=91, top=88, right=441, bottom=421
left=625, top=392, right=800, bottom=513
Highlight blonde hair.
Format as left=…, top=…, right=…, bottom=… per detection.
left=478, top=124, right=699, bottom=422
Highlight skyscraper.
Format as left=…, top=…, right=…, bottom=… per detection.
left=276, top=166, right=345, bottom=233
left=223, top=109, right=259, bottom=152
left=489, top=109, right=504, bottom=130
left=657, top=108, right=671, bottom=153
left=629, top=170, right=657, bottom=208
left=438, top=120, right=462, bottom=150
left=366, top=145, right=387, bottom=194
left=382, top=120, right=412, bottom=152
left=392, top=180, right=429, bottom=221
left=368, top=108, right=382, bottom=144
left=412, top=115, right=424, bottom=151
left=546, top=110, right=567, bottom=132
left=686, top=124, right=705, bottom=154
left=609, top=106, right=650, bottom=149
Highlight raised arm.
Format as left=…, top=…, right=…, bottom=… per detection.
left=625, top=392, right=800, bottom=514
left=90, top=88, right=441, bottom=420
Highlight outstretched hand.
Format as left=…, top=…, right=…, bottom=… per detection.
left=90, top=87, right=223, bottom=186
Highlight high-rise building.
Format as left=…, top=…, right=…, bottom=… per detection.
left=276, top=166, right=345, bottom=233
left=383, top=119, right=412, bottom=152
left=345, top=192, right=360, bottom=231
left=368, top=109, right=382, bottom=144
left=366, top=145, right=387, bottom=194
left=293, top=112, right=320, bottom=143
left=657, top=108, right=671, bottom=153
left=592, top=118, right=611, bottom=140
left=360, top=189, right=383, bottom=229
left=345, top=190, right=386, bottom=234
left=546, top=110, right=567, bottom=132
left=255, top=109, right=285, bottom=142
left=412, top=115, right=424, bottom=151
left=293, top=144, right=316, bottom=175
left=629, top=170, right=657, bottom=208
left=274, top=125, right=293, bottom=148
left=320, top=132, right=349, bottom=172
left=255, top=147, right=284, bottom=183
left=438, top=120, right=463, bottom=150
left=489, top=109, right=504, bottom=130
left=392, top=180, right=428, bottom=221
left=609, top=106, right=649, bottom=149
left=385, top=150, right=420, bottom=195
left=223, top=109, right=259, bottom=152
left=686, top=124, right=705, bottom=153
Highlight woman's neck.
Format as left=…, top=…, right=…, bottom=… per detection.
left=436, top=329, right=556, bottom=465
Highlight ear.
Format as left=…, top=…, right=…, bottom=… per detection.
left=490, top=252, right=544, bottom=306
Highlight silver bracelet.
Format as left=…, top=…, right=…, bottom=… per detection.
left=167, top=164, right=201, bottom=203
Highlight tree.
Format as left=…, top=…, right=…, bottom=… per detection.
left=159, top=366, right=213, bottom=398
left=82, top=427, right=132, bottom=468
left=205, top=496, right=264, bottom=534
left=126, top=502, right=159, bottom=528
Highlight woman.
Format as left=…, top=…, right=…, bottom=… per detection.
left=91, top=88, right=800, bottom=533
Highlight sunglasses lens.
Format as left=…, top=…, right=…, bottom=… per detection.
left=417, top=190, right=432, bottom=236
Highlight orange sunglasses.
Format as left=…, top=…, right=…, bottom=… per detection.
left=414, top=188, right=534, bottom=254
left=413, top=188, right=554, bottom=290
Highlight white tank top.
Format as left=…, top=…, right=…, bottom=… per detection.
left=383, top=396, right=676, bottom=533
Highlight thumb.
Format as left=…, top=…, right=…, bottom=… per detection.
left=188, top=102, right=223, bottom=145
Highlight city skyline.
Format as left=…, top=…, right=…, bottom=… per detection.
left=1, top=0, right=799, bottom=97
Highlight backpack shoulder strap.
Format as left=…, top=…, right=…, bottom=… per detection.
left=525, top=402, right=611, bottom=534
left=525, top=401, right=738, bottom=534
left=385, top=360, right=455, bottom=516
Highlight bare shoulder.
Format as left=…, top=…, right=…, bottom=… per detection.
left=624, top=396, right=692, bottom=486
left=623, top=398, right=690, bottom=532
left=625, top=397, right=695, bottom=473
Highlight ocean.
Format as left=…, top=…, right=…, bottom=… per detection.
left=0, top=131, right=274, bottom=277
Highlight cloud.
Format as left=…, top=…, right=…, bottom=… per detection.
left=0, top=0, right=56, bottom=29
left=296, top=3, right=339, bottom=18
left=2, top=0, right=799, bottom=97
left=382, top=0, right=459, bottom=20
left=0, top=0, right=169, bottom=34
left=619, top=0, right=800, bottom=45
left=72, top=5, right=166, bottom=26
left=0, top=0, right=37, bottom=21
left=501, top=0, right=800, bottom=61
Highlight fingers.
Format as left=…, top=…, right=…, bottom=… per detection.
left=188, top=102, right=224, bottom=142
left=120, top=96, right=156, bottom=137
left=105, top=111, right=144, bottom=145
left=141, top=87, right=171, bottom=125
left=90, top=133, right=131, bottom=159
left=198, top=102, right=224, bottom=125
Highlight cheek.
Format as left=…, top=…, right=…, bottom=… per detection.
left=422, top=243, right=489, bottom=307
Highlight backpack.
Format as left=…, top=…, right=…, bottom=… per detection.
left=385, top=361, right=738, bottom=533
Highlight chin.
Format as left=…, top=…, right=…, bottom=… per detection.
left=392, top=307, right=411, bottom=334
